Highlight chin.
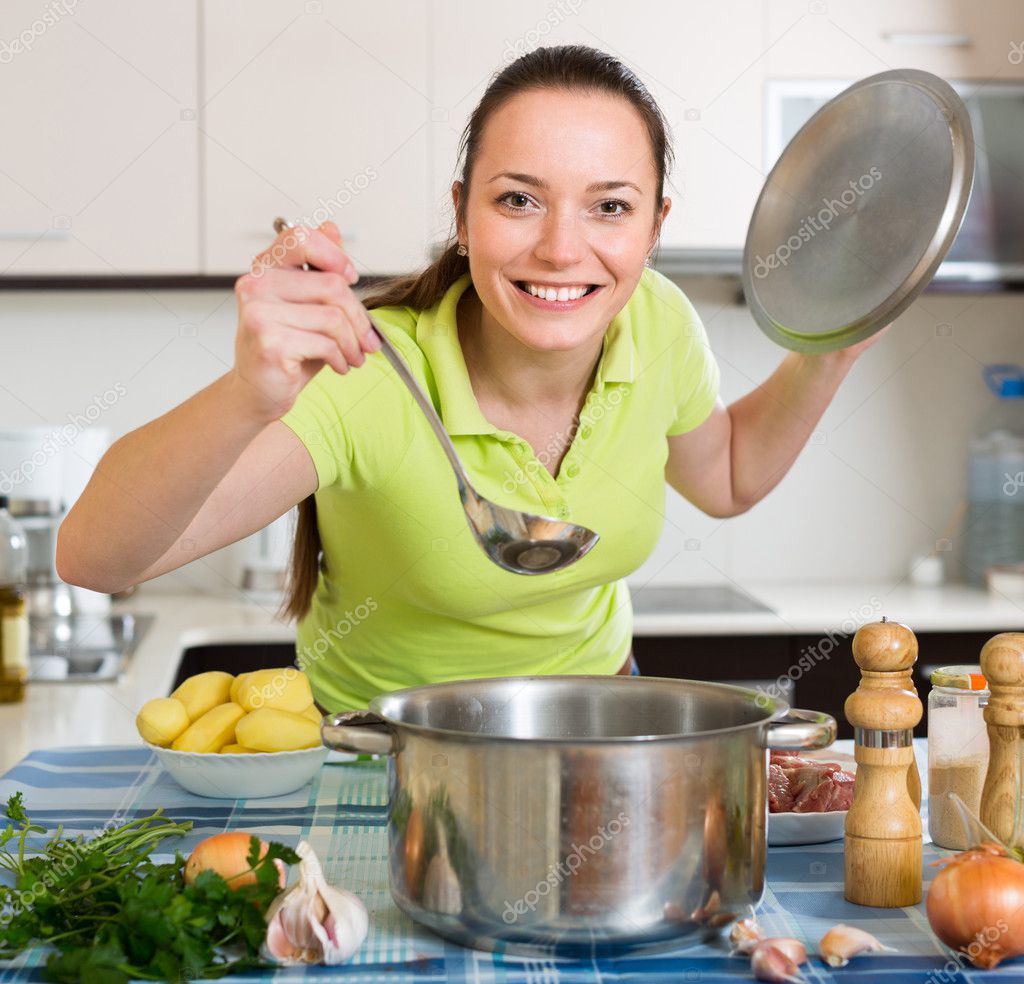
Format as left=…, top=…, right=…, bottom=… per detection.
left=508, top=322, right=602, bottom=353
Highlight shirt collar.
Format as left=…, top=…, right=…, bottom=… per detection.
left=415, top=272, right=636, bottom=437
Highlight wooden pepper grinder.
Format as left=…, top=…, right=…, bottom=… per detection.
left=844, top=617, right=923, bottom=907
left=980, top=632, right=1024, bottom=850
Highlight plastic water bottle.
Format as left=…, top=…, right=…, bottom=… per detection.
left=964, top=365, right=1024, bottom=585
left=0, top=495, right=28, bottom=702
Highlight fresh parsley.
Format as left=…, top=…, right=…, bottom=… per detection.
left=0, top=792, right=299, bottom=982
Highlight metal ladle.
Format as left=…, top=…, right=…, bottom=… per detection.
left=272, top=218, right=599, bottom=574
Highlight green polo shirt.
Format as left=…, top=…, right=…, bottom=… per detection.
left=279, top=268, right=719, bottom=711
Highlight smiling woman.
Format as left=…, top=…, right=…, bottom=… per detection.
left=57, top=44, right=869, bottom=715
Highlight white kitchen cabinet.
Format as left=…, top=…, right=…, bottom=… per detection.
left=765, top=0, right=1024, bottom=81
left=0, top=1, right=199, bottom=274
left=429, top=0, right=766, bottom=251
left=201, top=0, right=431, bottom=277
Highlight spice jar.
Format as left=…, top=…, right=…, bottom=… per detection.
left=928, top=665, right=990, bottom=850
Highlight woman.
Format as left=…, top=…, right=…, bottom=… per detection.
left=58, top=46, right=878, bottom=713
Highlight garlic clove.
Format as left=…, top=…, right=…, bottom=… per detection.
left=750, top=941, right=806, bottom=983
left=265, top=909, right=300, bottom=961
left=761, top=937, right=808, bottom=965
left=729, top=907, right=765, bottom=955
left=261, top=840, right=369, bottom=966
left=313, top=883, right=369, bottom=963
left=819, top=924, right=895, bottom=967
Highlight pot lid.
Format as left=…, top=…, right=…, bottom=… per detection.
left=743, top=69, right=975, bottom=354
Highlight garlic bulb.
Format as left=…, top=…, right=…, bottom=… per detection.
left=263, top=840, right=368, bottom=965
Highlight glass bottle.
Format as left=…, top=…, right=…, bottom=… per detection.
left=928, top=665, right=990, bottom=850
left=0, top=495, right=28, bottom=703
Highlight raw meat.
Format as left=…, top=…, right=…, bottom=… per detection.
left=767, top=751, right=855, bottom=813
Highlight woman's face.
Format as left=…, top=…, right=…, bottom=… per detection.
left=454, top=88, right=670, bottom=355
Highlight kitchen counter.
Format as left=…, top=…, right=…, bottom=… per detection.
left=0, top=593, right=292, bottom=774
left=1, top=579, right=1021, bottom=773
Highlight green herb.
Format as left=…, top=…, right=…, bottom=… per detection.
left=0, top=792, right=300, bottom=982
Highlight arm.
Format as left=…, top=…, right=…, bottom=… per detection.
left=57, top=221, right=378, bottom=593
left=665, top=348, right=861, bottom=519
left=57, top=378, right=316, bottom=592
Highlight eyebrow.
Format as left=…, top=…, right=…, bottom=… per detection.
left=486, top=171, right=643, bottom=195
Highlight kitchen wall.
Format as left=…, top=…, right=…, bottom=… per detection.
left=4, top=278, right=1020, bottom=599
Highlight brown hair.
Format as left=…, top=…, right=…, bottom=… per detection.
left=282, top=43, right=674, bottom=621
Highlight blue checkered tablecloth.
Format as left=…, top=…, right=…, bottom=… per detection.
left=0, top=740, right=1016, bottom=982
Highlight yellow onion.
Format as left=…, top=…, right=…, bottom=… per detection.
left=184, top=832, right=286, bottom=891
left=926, top=842, right=1024, bottom=969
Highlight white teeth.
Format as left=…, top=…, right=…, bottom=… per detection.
left=521, top=282, right=593, bottom=301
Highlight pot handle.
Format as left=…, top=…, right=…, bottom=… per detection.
left=765, top=708, right=837, bottom=750
left=321, top=710, right=397, bottom=756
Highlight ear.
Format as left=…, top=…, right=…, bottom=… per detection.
left=452, top=180, right=465, bottom=240
left=650, top=196, right=671, bottom=251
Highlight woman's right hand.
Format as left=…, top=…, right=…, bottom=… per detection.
left=231, top=220, right=381, bottom=422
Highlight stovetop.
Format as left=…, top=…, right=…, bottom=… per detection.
left=630, top=583, right=774, bottom=615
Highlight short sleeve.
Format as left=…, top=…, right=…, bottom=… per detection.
left=665, top=291, right=721, bottom=437
left=279, top=368, right=350, bottom=489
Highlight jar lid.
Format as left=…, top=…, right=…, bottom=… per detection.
left=931, top=665, right=988, bottom=691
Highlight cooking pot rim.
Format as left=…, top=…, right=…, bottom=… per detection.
left=364, top=674, right=790, bottom=745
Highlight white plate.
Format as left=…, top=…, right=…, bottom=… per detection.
left=767, top=748, right=855, bottom=845
left=768, top=808, right=847, bottom=846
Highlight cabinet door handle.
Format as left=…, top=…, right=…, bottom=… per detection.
left=881, top=32, right=972, bottom=47
left=0, top=230, right=71, bottom=241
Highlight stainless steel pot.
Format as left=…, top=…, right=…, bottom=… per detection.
left=321, top=675, right=835, bottom=956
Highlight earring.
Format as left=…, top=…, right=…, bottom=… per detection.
left=644, top=254, right=652, bottom=267
left=456, top=243, right=468, bottom=256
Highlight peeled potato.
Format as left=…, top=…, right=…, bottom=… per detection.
left=300, top=703, right=323, bottom=724
left=229, top=672, right=251, bottom=705
left=171, top=671, right=235, bottom=722
left=219, top=743, right=258, bottom=754
left=136, top=697, right=190, bottom=747
left=235, top=668, right=313, bottom=714
left=236, top=707, right=321, bottom=752
left=172, top=702, right=245, bottom=753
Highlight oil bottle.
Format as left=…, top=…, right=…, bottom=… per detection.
left=0, top=495, right=28, bottom=703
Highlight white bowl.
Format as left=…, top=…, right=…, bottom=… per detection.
left=146, top=742, right=329, bottom=799
left=768, top=808, right=847, bottom=846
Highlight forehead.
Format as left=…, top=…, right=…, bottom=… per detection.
left=476, top=88, right=657, bottom=191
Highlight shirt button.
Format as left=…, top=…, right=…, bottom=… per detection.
left=567, top=463, right=579, bottom=478
left=580, top=425, right=592, bottom=440
left=557, top=504, right=570, bottom=518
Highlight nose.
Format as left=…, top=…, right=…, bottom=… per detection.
left=533, top=211, right=586, bottom=268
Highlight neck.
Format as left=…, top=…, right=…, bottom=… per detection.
left=457, top=287, right=603, bottom=412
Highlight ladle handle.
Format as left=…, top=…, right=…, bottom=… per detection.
left=367, top=313, right=475, bottom=496
left=270, top=217, right=476, bottom=498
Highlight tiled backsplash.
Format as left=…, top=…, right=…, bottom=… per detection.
left=3, top=278, right=1021, bottom=599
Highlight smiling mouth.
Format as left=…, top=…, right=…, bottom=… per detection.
left=514, top=281, right=601, bottom=301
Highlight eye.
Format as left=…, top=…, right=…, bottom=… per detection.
left=496, top=191, right=535, bottom=213
left=597, top=199, right=633, bottom=218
